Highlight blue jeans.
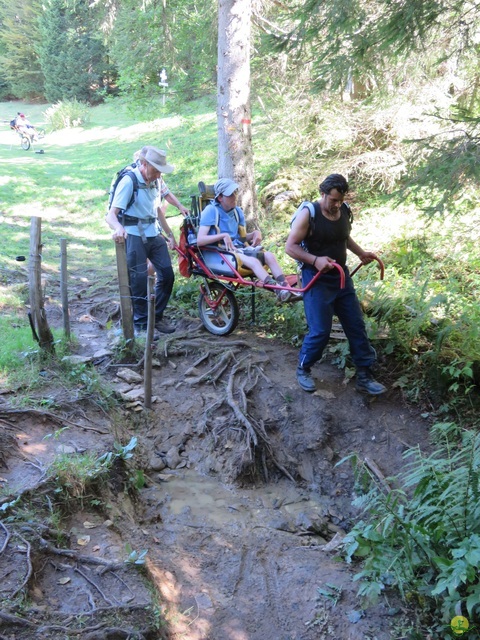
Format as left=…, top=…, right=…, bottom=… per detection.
left=298, top=265, right=376, bottom=371
left=126, top=234, right=174, bottom=328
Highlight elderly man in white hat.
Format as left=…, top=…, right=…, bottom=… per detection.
left=106, top=146, right=189, bottom=335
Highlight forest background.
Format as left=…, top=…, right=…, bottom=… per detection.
left=1, top=0, right=480, bottom=633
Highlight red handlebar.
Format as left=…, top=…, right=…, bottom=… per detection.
left=350, top=257, right=384, bottom=280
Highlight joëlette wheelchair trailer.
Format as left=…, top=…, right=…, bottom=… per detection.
left=9, top=123, right=45, bottom=151
left=175, top=183, right=384, bottom=336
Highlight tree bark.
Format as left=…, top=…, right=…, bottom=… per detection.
left=217, top=0, right=258, bottom=227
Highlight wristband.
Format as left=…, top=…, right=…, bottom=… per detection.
left=313, top=257, right=318, bottom=269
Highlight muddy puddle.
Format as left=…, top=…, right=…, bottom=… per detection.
left=139, top=468, right=392, bottom=640
left=149, top=468, right=339, bottom=540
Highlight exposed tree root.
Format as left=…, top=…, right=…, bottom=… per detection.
left=0, top=606, right=152, bottom=638
left=10, top=533, right=32, bottom=598
left=169, top=337, right=296, bottom=483
left=0, top=408, right=108, bottom=435
left=36, top=535, right=126, bottom=571
left=0, top=521, right=156, bottom=639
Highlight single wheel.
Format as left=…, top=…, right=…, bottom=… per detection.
left=198, top=281, right=239, bottom=336
left=21, top=136, right=30, bottom=151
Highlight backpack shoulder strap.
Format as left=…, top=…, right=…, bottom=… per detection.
left=120, top=170, right=139, bottom=212
left=341, top=201, right=353, bottom=223
left=292, top=201, right=316, bottom=236
left=212, top=204, right=241, bottom=230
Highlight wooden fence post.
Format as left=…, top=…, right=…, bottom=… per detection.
left=143, top=275, right=155, bottom=409
left=29, top=217, right=55, bottom=353
left=60, top=238, right=70, bottom=339
left=114, top=242, right=134, bottom=347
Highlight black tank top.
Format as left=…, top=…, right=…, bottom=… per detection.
left=304, top=201, right=352, bottom=267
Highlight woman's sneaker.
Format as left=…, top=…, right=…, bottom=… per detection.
left=276, top=288, right=303, bottom=303
left=276, top=288, right=292, bottom=303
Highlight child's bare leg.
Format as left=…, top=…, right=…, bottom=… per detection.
left=237, top=253, right=270, bottom=282
left=263, top=251, right=287, bottom=283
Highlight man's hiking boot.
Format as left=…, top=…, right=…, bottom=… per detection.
left=155, top=319, right=176, bottom=334
left=296, top=367, right=316, bottom=392
left=355, top=367, right=387, bottom=396
left=134, top=327, right=161, bottom=341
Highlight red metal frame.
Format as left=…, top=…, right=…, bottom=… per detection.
left=174, top=230, right=385, bottom=324
left=349, top=257, right=385, bottom=279
left=175, top=242, right=346, bottom=295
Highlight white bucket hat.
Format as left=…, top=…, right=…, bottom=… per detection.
left=141, top=146, right=174, bottom=174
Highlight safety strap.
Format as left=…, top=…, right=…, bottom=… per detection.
left=120, top=213, right=157, bottom=226
left=119, top=213, right=157, bottom=244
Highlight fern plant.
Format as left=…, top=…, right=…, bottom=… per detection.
left=340, top=422, right=480, bottom=635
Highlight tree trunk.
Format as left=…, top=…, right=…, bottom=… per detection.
left=217, top=0, right=258, bottom=227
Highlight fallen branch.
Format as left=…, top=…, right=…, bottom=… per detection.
left=0, top=522, right=10, bottom=555
left=36, top=536, right=125, bottom=570
left=364, top=456, right=391, bottom=492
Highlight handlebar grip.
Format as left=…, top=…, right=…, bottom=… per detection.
left=332, top=262, right=345, bottom=288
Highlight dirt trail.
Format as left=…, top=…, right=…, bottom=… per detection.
left=0, top=285, right=431, bottom=639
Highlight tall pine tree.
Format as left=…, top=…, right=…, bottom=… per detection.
left=0, top=0, right=44, bottom=98
left=38, top=0, right=109, bottom=103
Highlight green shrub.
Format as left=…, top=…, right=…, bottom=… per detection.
left=340, top=422, right=480, bottom=636
left=43, top=99, right=90, bottom=130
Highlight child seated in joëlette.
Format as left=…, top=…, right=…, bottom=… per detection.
left=196, top=178, right=300, bottom=303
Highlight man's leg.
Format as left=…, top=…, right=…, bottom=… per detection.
left=126, top=235, right=149, bottom=329
left=335, top=274, right=386, bottom=395
left=296, top=269, right=336, bottom=391
left=148, top=235, right=175, bottom=332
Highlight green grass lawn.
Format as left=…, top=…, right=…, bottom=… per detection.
left=0, top=97, right=219, bottom=279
